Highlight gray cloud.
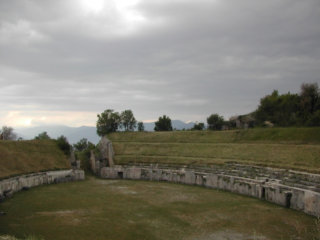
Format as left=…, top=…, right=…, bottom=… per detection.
left=0, top=0, right=320, bottom=126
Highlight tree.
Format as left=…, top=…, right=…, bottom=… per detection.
left=120, top=110, right=137, bottom=131
left=255, top=90, right=280, bottom=125
left=0, top=126, right=17, bottom=140
left=34, top=131, right=50, bottom=140
left=192, top=122, right=205, bottom=130
left=137, top=121, right=144, bottom=132
left=306, top=110, right=320, bottom=126
left=254, top=90, right=300, bottom=126
left=56, top=135, right=71, bottom=156
left=207, top=114, right=224, bottom=130
left=73, top=138, right=90, bottom=152
left=73, top=138, right=95, bottom=171
left=299, top=83, right=320, bottom=124
left=154, top=115, right=173, bottom=131
left=96, top=109, right=121, bottom=136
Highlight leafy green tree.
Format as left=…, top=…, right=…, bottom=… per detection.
left=299, top=83, right=320, bottom=124
left=120, top=110, right=137, bottom=131
left=0, top=126, right=17, bottom=140
left=56, top=135, right=71, bottom=156
left=277, top=93, right=300, bottom=126
left=306, top=110, right=320, bottom=126
left=73, top=138, right=90, bottom=152
left=255, top=90, right=300, bottom=126
left=137, top=121, right=144, bottom=132
left=96, top=109, right=121, bottom=136
left=34, top=131, right=50, bottom=140
left=73, top=138, right=95, bottom=171
left=154, top=115, right=173, bottom=131
left=255, top=90, right=280, bottom=125
left=192, top=122, right=205, bottom=130
left=207, top=114, right=224, bottom=130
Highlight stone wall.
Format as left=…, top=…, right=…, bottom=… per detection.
left=90, top=137, right=114, bottom=175
left=99, top=164, right=320, bottom=217
left=0, top=169, right=85, bottom=202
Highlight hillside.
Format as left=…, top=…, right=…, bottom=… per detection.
left=108, top=128, right=320, bottom=173
left=0, top=140, right=71, bottom=179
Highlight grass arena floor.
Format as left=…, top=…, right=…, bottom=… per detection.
left=0, top=176, right=319, bottom=240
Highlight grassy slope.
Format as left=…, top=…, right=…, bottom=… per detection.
left=108, top=127, right=320, bottom=173
left=0, top=140, right=70, bottom=179
left=0, top=177, right=318, bottom=240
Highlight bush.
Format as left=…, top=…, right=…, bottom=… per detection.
left=56, top=135, right=71, bottom=156
left=34, top=132, right=50, bottom=140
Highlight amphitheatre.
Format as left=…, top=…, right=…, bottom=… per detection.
left=1, top=127, right=320, bottom=240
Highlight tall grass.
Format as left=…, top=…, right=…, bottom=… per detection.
left=0, top=140, right=70, bottom=179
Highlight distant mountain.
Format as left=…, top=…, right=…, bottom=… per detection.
left=15, top=125, right=100, bottom=144
left=15, top=120, right=197, bottom=144
left=172, top=120, right=195, bottom=130
left=143, top=120, right=195, bottom=131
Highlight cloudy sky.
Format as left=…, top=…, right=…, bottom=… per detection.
left=1, top=0, right=320, bottom=127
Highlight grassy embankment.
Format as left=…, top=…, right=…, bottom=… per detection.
left=0, top=140, right=70, bottom=179
left=0, top=176, right=319, bottom=240
left=108, top=127, right=320, bottom=173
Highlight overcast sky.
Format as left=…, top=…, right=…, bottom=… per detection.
left=1, top=0, right=320, bottom=127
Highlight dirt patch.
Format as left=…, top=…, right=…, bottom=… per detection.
left=166, top=192, right=198, bottom=203
left=37, top=210, right=81, bottom=216
left=36, top=209, right=92, bottom=226
left=94, top=179, right=120, bottom=185
left=110, top=186, right=138, bottom=194
left=192, top=230, right=267, bottom=240
left=0, top=236, right=18, bottom=240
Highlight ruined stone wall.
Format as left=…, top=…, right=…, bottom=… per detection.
left=0, top=169, right=85, bottom=202
left=99, top=164, right=320, bottom=217
left=90, top=137, right=114, bottom=175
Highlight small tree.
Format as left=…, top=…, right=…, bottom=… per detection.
left=34, top=131, right=50, bottom=140
left=137, top=121, right=144, bottom=132
left=154, top=115, right=173, bottom=131
left=96, top=109, right=121, bottom=136
left=299, top=83, right=320, bottom=124
left=207, top=114, right=224, bottom=130
left=56, top=135, right=71, bottom=156
left=73, top=138, right=95, bottom=171
left=120, top=110, right=137, bottom=131
left=73, top=138, right=90, bottom=152
left=192, top=122, right=205, bottom=131
left=0, top=126, right=17, bottom=140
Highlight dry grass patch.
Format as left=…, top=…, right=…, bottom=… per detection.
left=0, top=140, right=70, bottom=179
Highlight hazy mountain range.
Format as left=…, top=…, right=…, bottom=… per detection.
left=15, top=120, right=197, bottom=144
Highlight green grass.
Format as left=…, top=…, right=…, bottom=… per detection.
left=109, top=127, right=320, bottom=144
left=108, top=128, right=320, bottom=173
left=0, top=177, right=319, bottom=240
left=0, top=140, right=70, bottom=179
